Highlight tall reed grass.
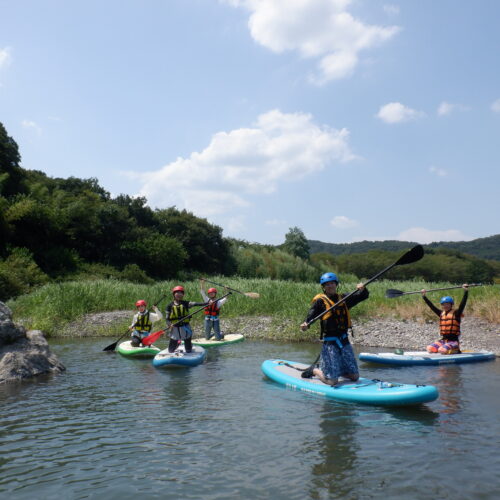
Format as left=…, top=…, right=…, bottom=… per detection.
left=7, top=277, right=500, bottom=337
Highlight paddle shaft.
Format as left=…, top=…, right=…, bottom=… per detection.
left=200, top=278, right=248, bottom=297
left=390, top=283, right=482, bottom=297
left=306, top=245, right=424, bottom=326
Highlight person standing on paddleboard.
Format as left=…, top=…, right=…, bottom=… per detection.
left=300, top=272, right=369, bottom=386
left=129, top=300, right=163, bottom=347
left=165, top=286, right=206, bottom=353
left=199, top=279, right=229, bottom=341
left=421, top=284, right=469, bottom=354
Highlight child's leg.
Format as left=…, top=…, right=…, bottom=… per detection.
left=438, top=341, right=460, bottom=355
left=204, top=318, right=213, bottom=340
left=426, top=340, right=444, bottom=353
left=168, top=337, right=179, bottom=353
left=213, top=319, right=223, bottom=340
left=131, top=330, right=141, bottom=346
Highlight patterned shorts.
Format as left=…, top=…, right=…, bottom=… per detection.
left=427, top=339, right=460, bottom=354
left=319, top=343, right=359, bottom=380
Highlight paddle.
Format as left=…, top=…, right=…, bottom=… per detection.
left=386, top=283, right=482, bottom=298
left=102, top=294, right=167, bottom=351
left=300, top=245, right=425, bottom=377
left=200, top=277, right=260, bottom=299
left=141, top=292, right=232, bottom=346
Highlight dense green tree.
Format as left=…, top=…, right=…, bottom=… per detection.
left=0, top=122, right=26, bottom=197
left=155, top=207, right=235, bottom=274
left=282, top=226, right=310, bottom=260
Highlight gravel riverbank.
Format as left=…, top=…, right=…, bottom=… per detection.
left=62, top=311, right=500, bottom=356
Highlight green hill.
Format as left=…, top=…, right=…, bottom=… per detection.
left=308, top=234, right=500, bottom=261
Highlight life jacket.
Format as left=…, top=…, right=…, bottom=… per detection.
left=312, top=293, right=352, bottom=339
left=134, top=311, right=152, bottom=332
left=204, top=300, right=220, bottom=317
left=168, top=302, right=190, bottom=324
left=439, top=309, right=462, bottom=338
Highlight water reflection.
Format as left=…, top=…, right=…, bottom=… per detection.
left=308, top=404, right=359, bottom=499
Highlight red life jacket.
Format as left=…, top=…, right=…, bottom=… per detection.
left=204, top=300, right=220, bottom=317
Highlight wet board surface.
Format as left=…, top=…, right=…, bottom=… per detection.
left=358, top=350, right=496, bottom=366
left=191, top=333, right=244, bottom=347
left=153, top=344, right=206, bottom=368
left=261, top=359, right=439, bottom=406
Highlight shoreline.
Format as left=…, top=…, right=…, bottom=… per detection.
left=58, top=311, right=500, bottom=356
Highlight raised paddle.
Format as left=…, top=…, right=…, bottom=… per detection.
left=141, top=292, right=232, bottom=346
left=102, top=294, right=167, bottom=351
left=300, top=245, right=425, bottom=377
left=385, top=283, right=482, bottom=298
left=200, top=277, right=260, bottom=299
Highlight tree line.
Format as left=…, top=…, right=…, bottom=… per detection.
left=1, top=121, right=498, bottom=301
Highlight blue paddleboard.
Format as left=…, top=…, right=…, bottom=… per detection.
left=358, top=350, right=496, bottom=366
left=261, top=359, right=438, bottom=406
left=153, top=344, right=206, bottom=368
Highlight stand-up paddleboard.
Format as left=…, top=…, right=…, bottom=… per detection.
left=359, top=350, right=496, bottom=366
left=117, top=340, right=160, bottom=358
left=153, top=344, right=206, bottom=368
left=192, top=333, right=244, bottom=347
left=261, top=359, right=438, bottom=406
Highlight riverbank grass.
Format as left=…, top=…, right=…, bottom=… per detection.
left=7, top=278, right=499, bottom=338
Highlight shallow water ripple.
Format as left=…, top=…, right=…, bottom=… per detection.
left=1, top=339, right=499, bottom=499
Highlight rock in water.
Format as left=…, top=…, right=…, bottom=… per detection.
left=0, top=302, right=65, bottom=383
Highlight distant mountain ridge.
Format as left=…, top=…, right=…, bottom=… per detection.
left=308, top=234, right=500, bottom=261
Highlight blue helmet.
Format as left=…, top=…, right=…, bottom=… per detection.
left=440, top=296, right=454, bottom=305
left=320, top=272, right=339, bottom=285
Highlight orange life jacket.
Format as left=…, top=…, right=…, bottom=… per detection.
left=439, top=309, right=461, bottom=337
left=204, top=300, right=220, bottom=317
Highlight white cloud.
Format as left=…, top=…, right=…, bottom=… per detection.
left=429, top=165, right=447, bottom=177
left=222, top=0, right=400, bottom=84
left=265, top=218, right=287, bottom=225
left=491, top=98, right=500, bottom=113
left=0, top=47, right=11, bottom=69
left=22, top=120, right=42, bottom=135
left=383, top=4, right=400, bottom=15
left=397, top=227, right=470, bottom=244
left=376, top=102, right=425, bottom=124
left=130, top=109, right=356, bottom=215
left=330, top=215, right=358, bottom=228
left=437, top=101, right=469, bottom=116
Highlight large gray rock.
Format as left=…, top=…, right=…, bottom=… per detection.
left=0, top=302, right=65, bottom=383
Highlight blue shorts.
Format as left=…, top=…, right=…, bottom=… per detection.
left=319, top=343, right=359, bottom=380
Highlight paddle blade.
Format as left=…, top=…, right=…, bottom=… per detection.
left=385, top=288, right=404, bottom=299
left=142, top=329, right=164, bottom=346
left=395, top=244, right=424, bottom=266
left=244, top=292, right=260, bottom=299
left=103, top=341, right=118, bottom=352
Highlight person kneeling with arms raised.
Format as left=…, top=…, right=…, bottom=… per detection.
left=421, top=284, right=469, bottom=355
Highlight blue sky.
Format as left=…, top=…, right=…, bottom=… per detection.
left=1, top=0, right=499, bottom=245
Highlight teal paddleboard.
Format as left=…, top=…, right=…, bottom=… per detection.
left=192, top=333, right=244, bottom=347
left=261, top=359, right=439, bottom=406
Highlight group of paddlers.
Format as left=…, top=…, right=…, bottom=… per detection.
left=128, top=273, right=470, bottom=386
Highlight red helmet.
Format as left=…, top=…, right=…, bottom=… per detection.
left=135, top=299, right=147, bottom=307
left=172, top=285, right=185, bottom=294
left=207, top=287, right=217, bottom=294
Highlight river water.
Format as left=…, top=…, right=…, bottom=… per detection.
left=1, top=338, right=499, bottom=500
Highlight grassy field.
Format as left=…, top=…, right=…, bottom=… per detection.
left=7, top=277, right=500, bottom=338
